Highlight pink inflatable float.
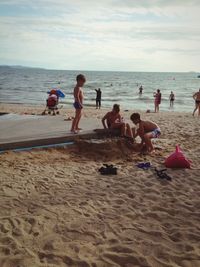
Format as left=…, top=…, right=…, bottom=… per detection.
left=165, top=145, right=191, bottom=169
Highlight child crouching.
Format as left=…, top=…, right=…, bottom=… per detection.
left=130, top=113, right=161, bottom=153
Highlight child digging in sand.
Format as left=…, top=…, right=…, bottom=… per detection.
left=71, top=74, right=86, bottom=134
left=102, top=104, right=132, bottom=137
left=130, top=113, right=161, bottom=153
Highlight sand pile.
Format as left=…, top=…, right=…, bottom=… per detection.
left=69, top=139, right=140, bottom=161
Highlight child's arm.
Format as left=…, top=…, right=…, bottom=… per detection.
left=132, top=128, right=138, bottom=138
left=114, top=114, right=122, bottom=123
left=74, top=87, right=80, bottom=102
left=102, top=113, right=109, bottom=129
left=79, top=89, right=83, bottom=105
left=118, top=114, right=123, bottom=122
left=137, top=123, right=145, bottom=144
left=74, top=87, right=83, bottom=105
left=193, top=92, right=197, bottom=100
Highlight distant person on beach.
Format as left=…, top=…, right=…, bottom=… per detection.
left=130, top=113, right=161, bottom=153
left=102, top=104, right=131, bottom=136
left=71, top=74, right=86, bottom=134
left=169, top=91, right=175, bottom=108
left=154, top=89, right=162, bottom=113
left=139, top=85, right=143, bottom=96
left=192, top=89, right=200, bottom=116
left=95, top=88, right=102, bottom=109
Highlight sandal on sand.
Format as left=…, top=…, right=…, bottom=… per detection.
left=99, top=164, right=117, bottom=175
left=154, top=168, right=172, bottom=181
left=137, top=162, right=151, bottom=170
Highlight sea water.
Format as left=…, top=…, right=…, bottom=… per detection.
left=0, top=66, right=200, bottom=112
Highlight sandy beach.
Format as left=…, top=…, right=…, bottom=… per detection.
left=0, top=103, right=200, bottom=267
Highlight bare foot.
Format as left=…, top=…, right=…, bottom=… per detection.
left=71, top=130, right=78, bottom=134
left=65, top=117, right=73, bottom=121
left=149, top=149, right=156, bottom=155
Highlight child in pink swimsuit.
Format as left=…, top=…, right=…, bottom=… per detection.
left=154, top=89, right=162, bottom=113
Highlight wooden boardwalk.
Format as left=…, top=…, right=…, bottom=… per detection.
left=0, top=114, right=102, bottom=151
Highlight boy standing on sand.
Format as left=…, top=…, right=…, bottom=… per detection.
left=130, top=113, right=161, bottom=153
left=71, top=74, right=86, bottom=134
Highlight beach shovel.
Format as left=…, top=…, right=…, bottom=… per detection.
left=164, top=145, right=191, bottom=169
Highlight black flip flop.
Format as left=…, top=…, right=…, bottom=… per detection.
left=99, top=164, right=118, bottom=175
left=154, top=168, right=172, bottom=181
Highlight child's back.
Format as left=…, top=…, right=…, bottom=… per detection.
left=141, top=120, right=160, bottom=133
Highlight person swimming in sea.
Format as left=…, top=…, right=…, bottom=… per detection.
left=169, top=91, right=175, bottom=108
left=139, top=85, right=143, bottom=96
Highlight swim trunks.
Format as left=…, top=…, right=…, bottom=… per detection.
left=73, top=102, right=83, bottom=109
left=195, top=100, right=200, bottom=105
left=151, top=128, right=161, bottom=138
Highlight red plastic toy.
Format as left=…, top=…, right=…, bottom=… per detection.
left=165, top=145, right=191, bottom=169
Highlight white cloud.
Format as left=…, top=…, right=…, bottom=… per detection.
left=0, top=0, right=200, bottom=71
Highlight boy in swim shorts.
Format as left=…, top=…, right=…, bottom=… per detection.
left=130, top=113, right=161, bottom=153
left=71, top=74, right=86, bottom=133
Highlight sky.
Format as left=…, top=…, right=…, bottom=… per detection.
left=0, top=0, right=200, bottom=72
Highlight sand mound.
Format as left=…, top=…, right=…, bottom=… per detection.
left=69, top=139, right=139, bottom=161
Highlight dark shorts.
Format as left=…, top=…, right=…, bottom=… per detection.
left=151, top=128, right=161, bottom=138
left=196, top=100, right=200, bottom=105
left=73, top=102, right=82, bottom=109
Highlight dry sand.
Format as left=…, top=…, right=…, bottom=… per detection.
left=0, top=103, right=200, bottom=267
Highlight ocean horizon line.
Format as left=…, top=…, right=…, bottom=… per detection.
left=0, top=65, right=199, bottom=74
